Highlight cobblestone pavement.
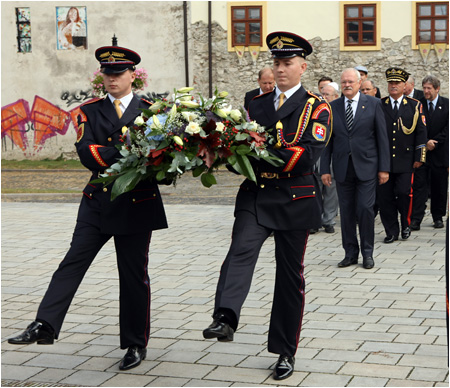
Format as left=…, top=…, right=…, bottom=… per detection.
left=1, top=173, right=449, bottom=387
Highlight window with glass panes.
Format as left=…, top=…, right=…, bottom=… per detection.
left=231, top=6, right=262, bottom=46
left=416, top=2, right=448, bottom=44
left=344, top=4, right=377, bottom=46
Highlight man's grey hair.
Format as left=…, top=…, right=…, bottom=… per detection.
left=422, top=75, right=440, bottom=89
left=341, top=68, right=361, bottom=81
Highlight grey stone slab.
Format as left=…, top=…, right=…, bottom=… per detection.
left=60, top=370, right=116, bottom=386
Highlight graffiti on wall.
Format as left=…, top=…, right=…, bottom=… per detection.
left=1, top=91, right=169, bottom=155
left=60, top=89, right=95, bottom=107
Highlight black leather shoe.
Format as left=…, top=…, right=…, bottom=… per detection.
left=434, top=220, right=444, bottom=228
left=203, top=314, right=234, bottom=342
left=410, top=220, right=420, bottom=230
left=273, top=355, right=295, bottom=380
left=363, top=257, right=375, bottom=269
left=338, top=257, right=358, bottom=267
left=119, top=346, right=146, bottom=370
left=309, top=228, right=318, bottom=234
left=401, top=227, right=411, bottom=239
left=8, top=321, right=55, bottom=345
left=323, top=225, right=335, bottom=233
left=384, top=235, right=398, bottom=243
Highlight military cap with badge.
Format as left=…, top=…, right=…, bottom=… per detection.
left=95, top=46, right=141, bottom=74
left=266, top=31, right=313, bottom=58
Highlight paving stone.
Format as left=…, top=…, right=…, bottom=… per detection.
left=59, top=370, right=116, bottom=386
left=348, top=376, right=389, bottom=386
left=340, top=362, right=412, bottom=379
left=300, top=372, right=352, bottom=386
left=100, top=374, right=156, bottom=386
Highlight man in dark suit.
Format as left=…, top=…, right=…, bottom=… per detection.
left=320, top=68, right=390, bottom=269
left=8, top=45, right=167, bottom=371
left=404, top=75, right=424, bottom=100
left=243, top=67, right=275, bottom=110
left=411, top=75, right=449, bottom=229
left=377, top=67, right=427, bottom=243
left=203, top=31, right=331, bottom=381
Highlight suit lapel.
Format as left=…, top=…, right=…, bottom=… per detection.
left=103, top=95, right=142, bottom=135
left=276, top=87, right=307, bottom=124
left=333, top=97, right=346, bottom=131
left=353, top=93, right=368, bottom=128
left=99, top=98, right=118, bottom=126
left=382, top=96, right=397, bottom=121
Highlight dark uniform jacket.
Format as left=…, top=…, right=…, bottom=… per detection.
left=244, top=88, right=261, bottom=111
left=381, top=96, right=427, bottom=173
left=420, top=95, right=449, bottom=168
left=238, top=86, right=331, bottom=231
left=320, top=93, right=390, bottom=182
left=75, top=95, right=168, bottom=235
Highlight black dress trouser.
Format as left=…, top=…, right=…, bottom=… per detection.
left=214, top=210, right=309, bottom=357
left=36, top=220, right=152, bottom=349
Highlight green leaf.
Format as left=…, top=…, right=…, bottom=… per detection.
left=192, top=166, right=206, bottom=177
left=236, top=144, right=251, bottom=155
left=156, top=170, right=166, bottom=181
left=235, top=154, right=256, bottom=182
left=110, top=170, right=141, bottom=201
left=200, top=172, right=217, bottom=188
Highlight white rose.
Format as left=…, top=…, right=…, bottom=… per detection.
left=185, top=122, right=201, bottom=135
left=215, top=122, right=225, bottom=132
left=134, top=116, right=145, bottom=126
left=230, top=109, right=242, bottom=121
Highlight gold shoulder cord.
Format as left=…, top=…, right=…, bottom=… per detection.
left=399, top=103, right=419, bottom=135
left=275, top=97, right=315, bottom=149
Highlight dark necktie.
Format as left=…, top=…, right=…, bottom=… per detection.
left=429, top=101, right=434, bottom=116
left=393, top=100, right=399, bottom=118
left=346, top=100, right=353, bottom=131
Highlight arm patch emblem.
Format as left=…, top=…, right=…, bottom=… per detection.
left=76, top=123, right=85, bottom=143
left=312, top=122, right=326, bottom=141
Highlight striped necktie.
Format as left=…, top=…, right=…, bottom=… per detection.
left=345, top=100, right=353, bottom=131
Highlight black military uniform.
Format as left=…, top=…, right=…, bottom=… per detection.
left=203, top=32, right=331, bottom=381
left=378, top=68, right=427, bottom=242
left=8, top=45, right=167, bottom=371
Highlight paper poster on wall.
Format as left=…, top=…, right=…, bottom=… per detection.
left=56, top=6, right=87, bottom=50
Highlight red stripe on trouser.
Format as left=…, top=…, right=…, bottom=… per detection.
left=295, top=230, right=309, bottom=352
left=407, top=173, right=415, bottom=225
left=144, top=232, right=152, bottom=346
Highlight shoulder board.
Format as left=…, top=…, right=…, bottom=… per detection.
left=307, top=91, right=322, bottom=101
left=253, top=91, right=273, bottom=100
left=82, top=97, right=102, bottom=106
left=404, top=96, right=419, bottom=103
left=141, top=98, right=153, bottom=105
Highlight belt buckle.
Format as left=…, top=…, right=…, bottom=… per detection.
left=261, top=172, right=278, bottom=179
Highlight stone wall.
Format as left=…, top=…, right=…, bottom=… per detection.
left=191, top=21, right=449, bottom=109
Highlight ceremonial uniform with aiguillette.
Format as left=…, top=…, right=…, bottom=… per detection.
left=203, top=32, right=331, bottom=381
left=377, top=68, right=427, bottom=241
left=8, top=45, right=167, bottom=371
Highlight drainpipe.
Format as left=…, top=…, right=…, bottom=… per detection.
left=183, top=1, right=189, bottom=86
left=208, top=1, right=213, bottom=97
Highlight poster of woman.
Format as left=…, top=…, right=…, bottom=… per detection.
left=56, top=6, right=87, bottom=50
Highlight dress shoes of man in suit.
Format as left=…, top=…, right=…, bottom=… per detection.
left=203, top=313, right=235, bottom=342
left=434, top=219, right=444, bottom=229
left=273, top=355, right=295, bottom=380
left=338, top=256, right=374, bottom=269
left=410, top=219, right=421, bottom=230
left=8, top=321, right=55, bottom=345
left=119, top=346, right=146, bottom=370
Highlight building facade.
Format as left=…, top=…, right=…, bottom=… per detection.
left=2, top=1, right=448, bottom=159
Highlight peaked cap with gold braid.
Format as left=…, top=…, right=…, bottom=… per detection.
left=266, top=31, right=313, bottom=58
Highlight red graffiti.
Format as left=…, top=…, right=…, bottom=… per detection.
left=30, top=96, right=71, bottom=151
left=1, top=99, right=31, bottom=151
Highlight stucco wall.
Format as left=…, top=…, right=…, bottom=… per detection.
left=1, top=1, right=187, bottom=160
